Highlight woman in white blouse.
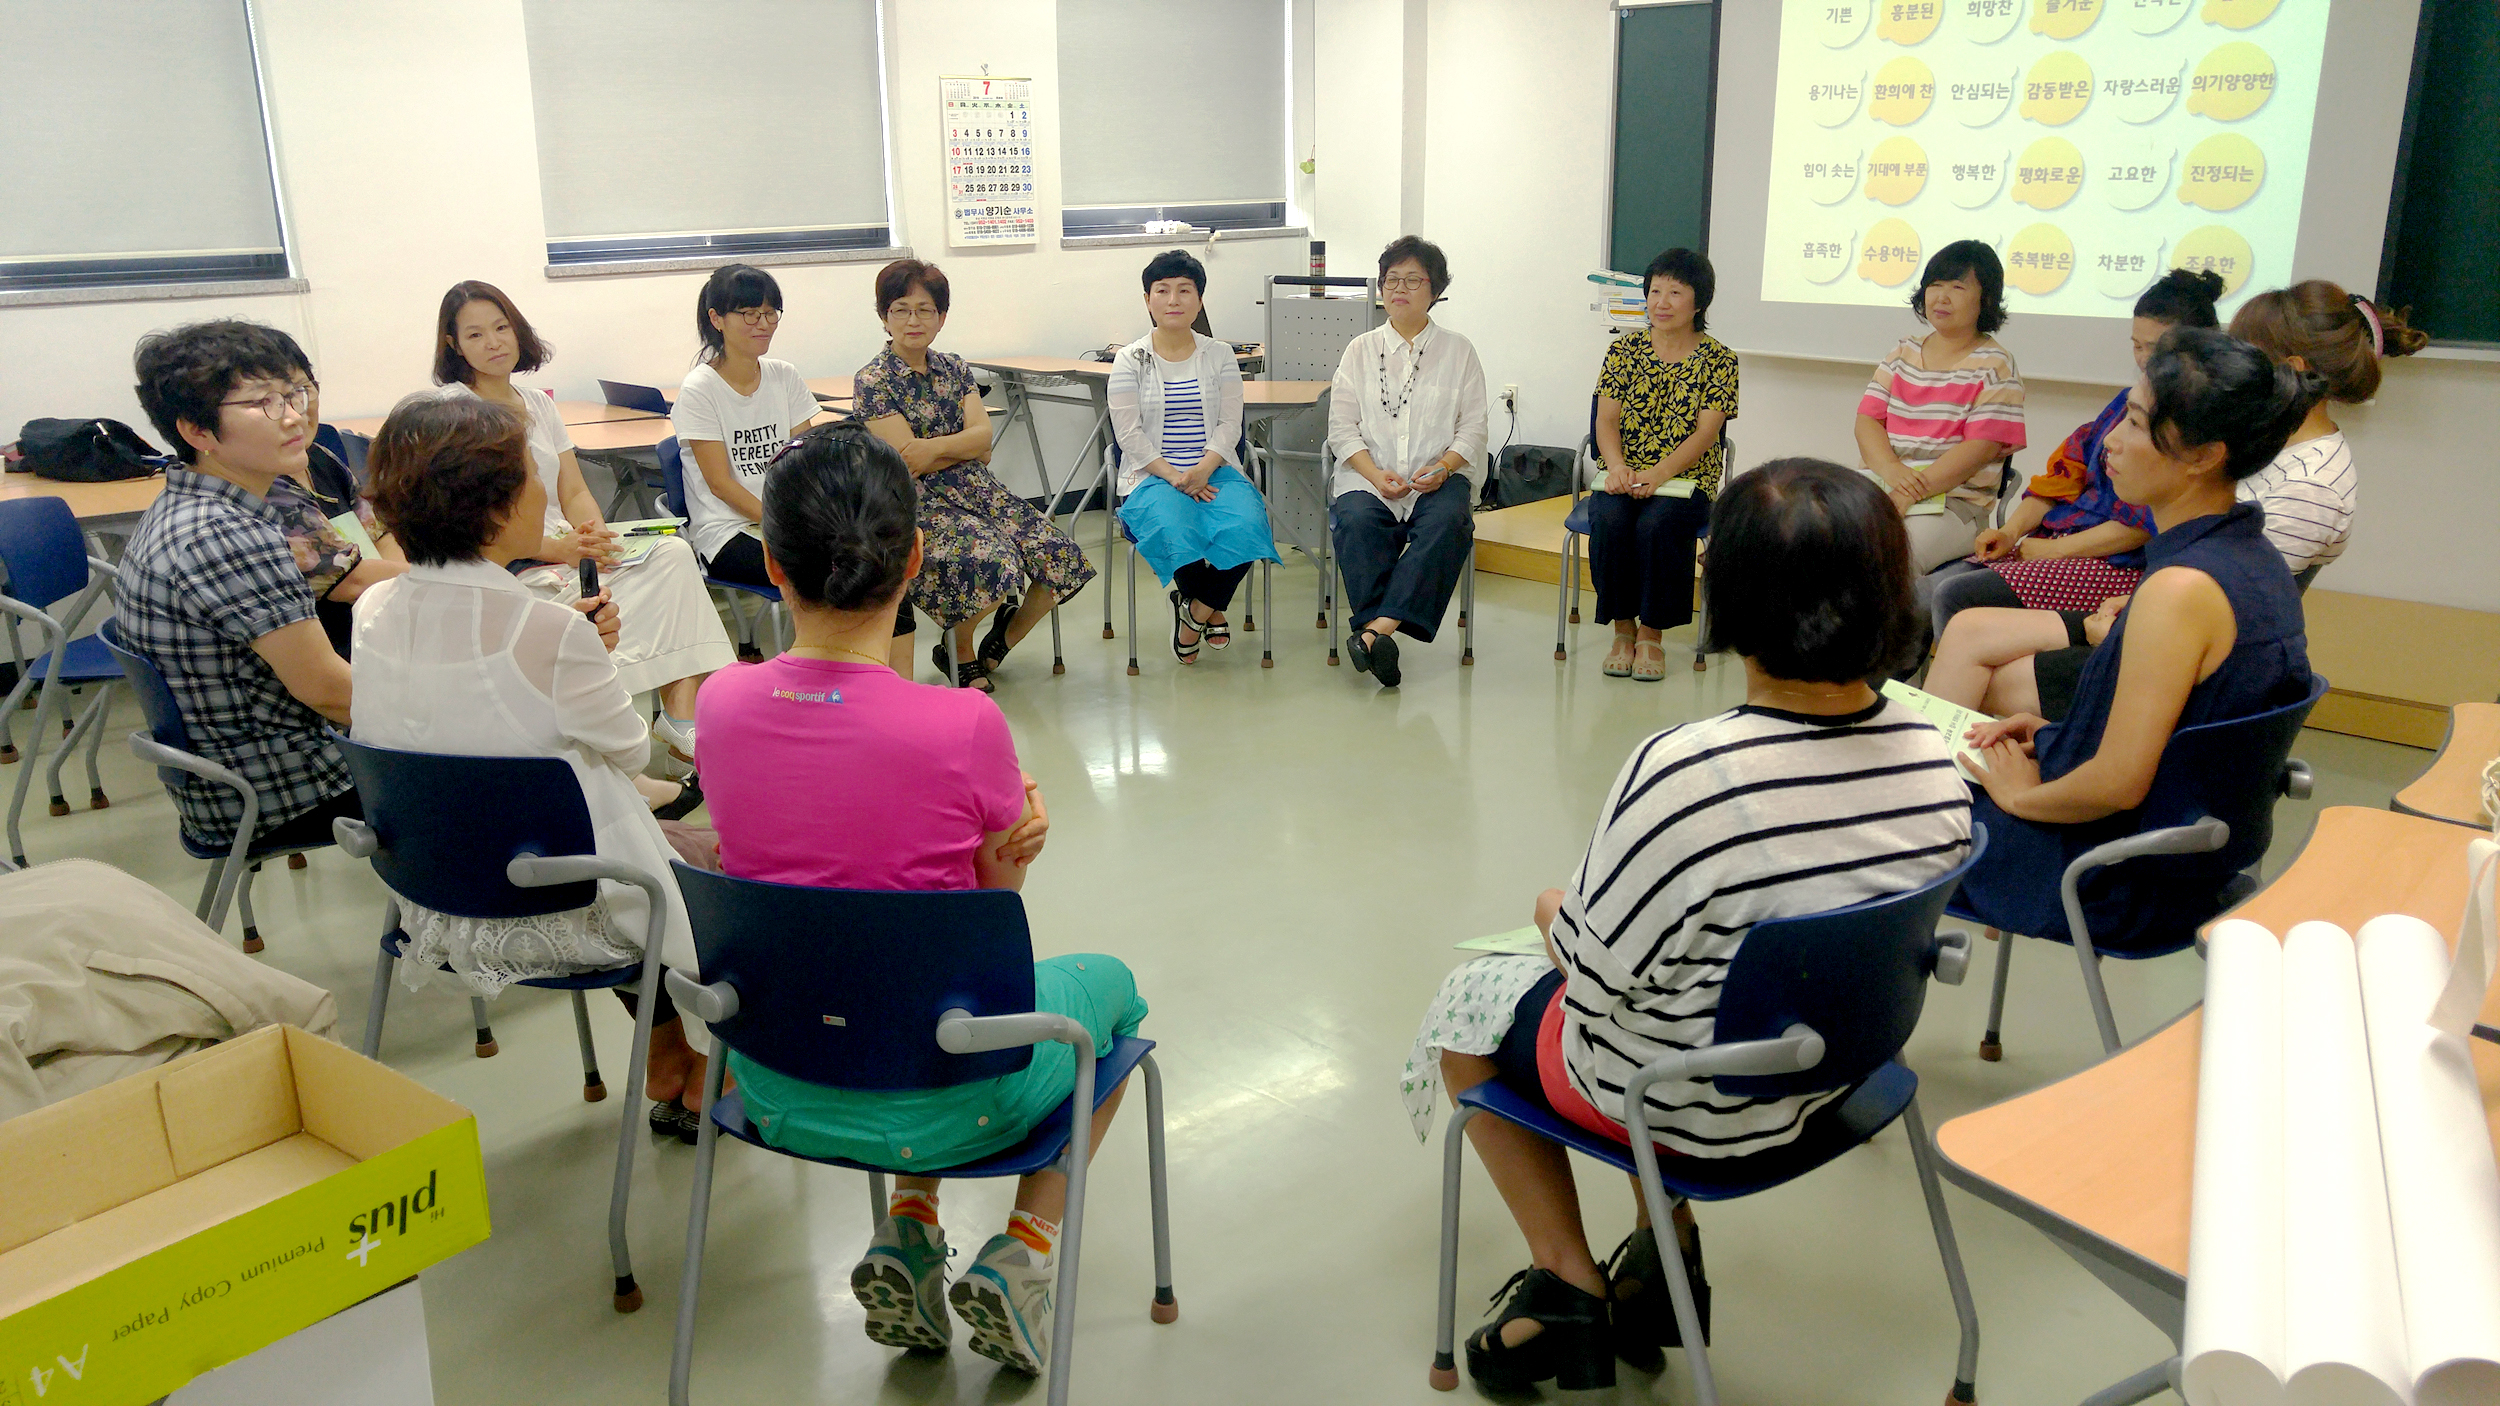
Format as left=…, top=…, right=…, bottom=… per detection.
left=1327, top=236, right=1488, bottom=688
left=354, top=393, right=713, bottom=1134
left=1107, top=249, right=1279, bottom=664
left=416, top=281, right=735, bottom=765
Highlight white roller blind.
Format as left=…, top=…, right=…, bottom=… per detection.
left=521, top=0, right=889, bottom=241
left=1057, top=0, right=1288, bottom=209
left=0, top=1, right=282, bottom=261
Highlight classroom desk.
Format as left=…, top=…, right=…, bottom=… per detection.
left=963, top=357, right=1115, bottom=528
left=2394, top=701, right=2500, bottom=830
left=567, top=417, right=677, bottom=453
left=0, top=473, right=165, bottom=545
left=329, top=401, right=659, bottom=438
left=1933, top=806, right=2499, bottom=1390
left=807, top=376, right=854, bottom=404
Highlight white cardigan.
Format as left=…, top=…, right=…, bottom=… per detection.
left=1106, top=330, right=1245, bottom=496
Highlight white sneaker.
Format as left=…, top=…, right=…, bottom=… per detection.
left=852, top=1215, right=952, bottom=1351
left=949, top=1233, right=1054, bottom=1375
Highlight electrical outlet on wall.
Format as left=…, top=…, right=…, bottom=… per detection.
left=1501, top=384, right=1518, bottom=414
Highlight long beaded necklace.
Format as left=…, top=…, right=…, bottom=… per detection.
left=1375, top=338, right=1426, bottom=420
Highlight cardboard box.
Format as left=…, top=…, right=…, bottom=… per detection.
left=0, top=1027, right=488, bottom=1406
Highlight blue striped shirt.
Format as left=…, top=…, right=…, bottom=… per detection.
left=1158, top=369, right=1206, bottom=469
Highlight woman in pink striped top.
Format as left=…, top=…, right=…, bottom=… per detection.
left=1853, top=240, right=2028, bottom=572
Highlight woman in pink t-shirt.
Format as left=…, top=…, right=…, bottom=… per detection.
left=695, top=423, right=1147, bottom=1378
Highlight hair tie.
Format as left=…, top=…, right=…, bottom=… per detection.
left=2349, top=293, right=2385, bottom=358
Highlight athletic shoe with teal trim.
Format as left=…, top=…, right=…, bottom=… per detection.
left=948, top=1233, right=1053, bottom=1375
left=852, top=1215, right=952, bottom=1351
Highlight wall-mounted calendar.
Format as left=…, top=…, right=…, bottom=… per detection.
left=941, top=76, right=1037, bottom=247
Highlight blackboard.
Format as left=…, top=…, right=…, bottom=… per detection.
left=2381, top=0, right=2499, bottom=346
left=1609, top=1, right=1719, bottom=275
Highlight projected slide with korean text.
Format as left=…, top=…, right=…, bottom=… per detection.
left=1762, top=0, right=2331, bottom=318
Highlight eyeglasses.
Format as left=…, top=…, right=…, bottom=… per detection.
left=888, top=305, right=941, bottom=323
left=1381, top=275, right=1432, bottom=292
left=732, top=307, right=783, bottom=326
left=220, top=383, right=317, bottom=422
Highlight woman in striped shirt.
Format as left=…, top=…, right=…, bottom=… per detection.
left=1854, top=239, right=2028, bottom=573
left=1413, top=459, right=1971, bottom=1392
left=1107, top=249, right=1277, bottom=664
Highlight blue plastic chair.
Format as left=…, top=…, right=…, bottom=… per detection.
left=1103, top=431, right=1271, bottom=672
left=1555, top=394, right=1721, bottom=672
left=661, top=865, right=1174, bottom=1406
left=312, top=422, right=371, bottom=482
left=1431, top=827, right=1990, bottom=1406
left=97, top=619, right=332, bottom=951
left=1954, top=674, right=2327, bottom=1059
left=655, top=435, right=788, bottom=657
left=0, top=497, right=123, bottom=865
left=328, top=733, right=672, bottom=1314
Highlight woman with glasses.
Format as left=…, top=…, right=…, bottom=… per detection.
left=1326, top=236, right=1487, bottom=689
left=855, top=258, right=1095, bottom=692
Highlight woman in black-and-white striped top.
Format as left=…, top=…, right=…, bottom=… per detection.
left=1413, top=458, right=1971, bottom=1393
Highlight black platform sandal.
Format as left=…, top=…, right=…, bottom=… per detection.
left=979, top=596, right=1018, bottom=672
left=1605, top=1224, right=1711, bottom=1371
left=932, top=643, right=995, bottom=693
left=1463, top=1268, right=1614, bottom=1392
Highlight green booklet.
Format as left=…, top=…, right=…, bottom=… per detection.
left=1881, top=679, right=1991, bottom=779
left=1455, top=925, right=1547, bottom=956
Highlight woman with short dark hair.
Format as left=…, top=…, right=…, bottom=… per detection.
left=1404, top=459, right=1971, bottom=1391
left=1854, top=239, right=2027, bottom=573
left=1584, top=247, right=1740, bottom=680
left=1107, top=248, right=1278, bottom=663
left=855, top=258, right=1096, bottom=691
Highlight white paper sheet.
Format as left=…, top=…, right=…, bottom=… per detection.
left=2355, top=914, right=2500, bottom=1406
left=1880, top=679, right=1991, bottom=780
left=2279, top=921, right=2412, bottom=1406
left=2427, top=841, right=2498, bottom=1038
left=2183, top=919, right=2291, bottom=1406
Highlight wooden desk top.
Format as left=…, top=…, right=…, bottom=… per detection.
left=559, top=400, right=664, bottom=426
left=0, top=473, right=165, bottom=521
left=2395, top=702, right=2500, bottom=830
left=807, top=376, right=854, bottom=403
left=964, top=355, right=1111, bottom=379
left=1244, top=380, right=1329, bottom=408
left=566, top=418, right=676, bottom=452
left=1940, top=806, right=2500, bottom=1280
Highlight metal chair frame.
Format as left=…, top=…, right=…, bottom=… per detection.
left=1553, top=399, right=1723, bottom=672
left=1100, top=432, right=1274, bottom=673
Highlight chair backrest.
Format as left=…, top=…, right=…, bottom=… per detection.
left=672, top=863, right=1038, bottom=1090
left=99, top=618, right=199, bottom=786
left=0, top=497, right=92, bottom=611
left=1711, top=825, right=1990, bottom=1098
left=332, top=734, right=601, bottom=919
left=2136, top=672, right=2329, bottom=876
left=598, top=379, right=671, bottom=416
left=656, top=436, right=688, bottom=519
left=2292, top=563, right=2322, bottom=593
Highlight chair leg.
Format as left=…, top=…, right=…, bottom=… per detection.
left=2080, top=1359, right=2178, bottom=1406
left=1126, top=533, right=1140, bottom=677
left=1693, top=592, right=1711, bottom=672
left=2071, top=928, right=2124, bottom=1055
left=572, top=990, right=607, bottom=1102
left=1042, top=1045, right=1099, bottom=1406
left=1049, top=600, right=1065, bottom=675
left=612, top=951, right=671, bottom=1315
left=1902, top=1097, right=1981, bottom=1405
left=469, top=995, right=499, bottom=1058
left=1554, top=532, right=1573, bottom=661
left=1460, top=546, right=1475, bottom=666
left=194, top=856, right=226, bottom=923
left=1980, top=928, right=2014, bottom=1061
left=78, top=681, right=110, bottom=809
left=361, top=939, right=396, bottom=1059
left=1103, top=500, right=1117, bottom=640
left=1260, top=559, right=1274, bottom=669
left=1429, top=1104, right=1475, bottom=1391
left=667, top=1052, right=731, bottom=1404
left=4, top=681, right=55, bottom=866
left=867, top=1169, right=890, bottom=1226
left=237, top=862, right=265, bottom=954
left=47, top=684, right=110, bottom=814
left=1568, top=536, right=1583, bottom=625
left=1142, top=1053, right=1177, bottom=1323
left=1630, top=1136, right=1721, bottom=1406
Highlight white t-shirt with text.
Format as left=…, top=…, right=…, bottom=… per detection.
left=671, top=358, right=818, bottom=562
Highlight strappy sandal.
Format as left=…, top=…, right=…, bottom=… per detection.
left=932, top=643, right=994, bottom=693
left=979, top=596, right=1018, bottom=672
left=1602, top=635, right=1636, bottom=678
left=1169, top=589, right=1204, bottom=665
left=1201, top=612, right=1231, bottom=650
left=1604, top=1224, right=1710, bottom=1372
left=1463, top=1267, right=1615, bottom=1392
left=1632, top=640, right=1668, bottom=682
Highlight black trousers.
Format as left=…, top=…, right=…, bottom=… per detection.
left=252, top=786, right=364, bottom=852
left=1172, top=560, right=1252, bottom=612
left=1329, top=478, right=1473, bottom=643
left=705, top=533, right=914, bottom=635
left=1584, top=489, right=1711, bottom=631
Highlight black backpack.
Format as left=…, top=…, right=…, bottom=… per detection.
left=14, top=418, right=167, bottom=483
left=1478, top=443, right=1577, bottom=510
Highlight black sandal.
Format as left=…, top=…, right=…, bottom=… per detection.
left=932, top=643, right=995, bottom=693
left=648, top=1099, right=700, bottom=1145
left=651, top=774, right=705, bottom=822
left=1464, top=1268, right=1614, bottom=1392
left=979, top=596, right=1018, bottom=671
left=1169, top=590, right=1206, bottom=664
left=1201, top=611, right=1231, bottom=650
left=1605, top=1224, right=1710, bottom=1371
left=1347, top=627, right=1401, bottom=688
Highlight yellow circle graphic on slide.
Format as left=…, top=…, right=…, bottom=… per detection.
left=2178, top=133, right=2265, bottom=211
left=2029, top=0, right=2103, bottom=41
left=2013, top=137, right=2085, bottom=208
left=2020, top=51, right=2095, bottom=125
left=2173, top=224, right=2255, bottom=294
left=1865, top=136, right=1932, bottom=205
left=2005, top=224, right=2076, bottom=294
left=2187, top=42, right=2275, bottom=120
left=2199, top=0, right=2282, bottom=32
left=1872, top=57, right=1938, bottom=125
left=1879, top=0, right=1945, bottom=44
left=2124, top=0, right=2194, bottom=35
left=1954, top=0, right=2023, bottom=44
left=1859, top=219, right=1926, bottom=286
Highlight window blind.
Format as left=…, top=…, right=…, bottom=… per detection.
left=521, top=0, right=890, bottom=258
left=0, top=1, right=286, bottom=288
left=1056, top=0, right=1289, bottom=211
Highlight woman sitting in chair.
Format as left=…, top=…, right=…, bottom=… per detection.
left=1947, top=329, right=2321, bottom=949
left=1107, top=248, right=1277, bottom=664
left=1403, top=459, right=1971, bottom=1393
left=353, top=393, right=709, bottom=1126
left=1584, top=247, right=1739, bottom=681
left=695, top=423, right=1145, bottom=1378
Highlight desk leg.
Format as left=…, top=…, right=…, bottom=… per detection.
left=2079, top=1359, right=2176, bottom=1406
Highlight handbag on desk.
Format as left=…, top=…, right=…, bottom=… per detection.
left=14, top=417, right=168, bottom=483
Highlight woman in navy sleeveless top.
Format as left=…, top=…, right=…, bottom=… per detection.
left=1955, top=328, right=2323, bottom=950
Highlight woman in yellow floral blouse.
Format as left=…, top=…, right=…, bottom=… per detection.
left=1587, top=248, right=1739, bottom=681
